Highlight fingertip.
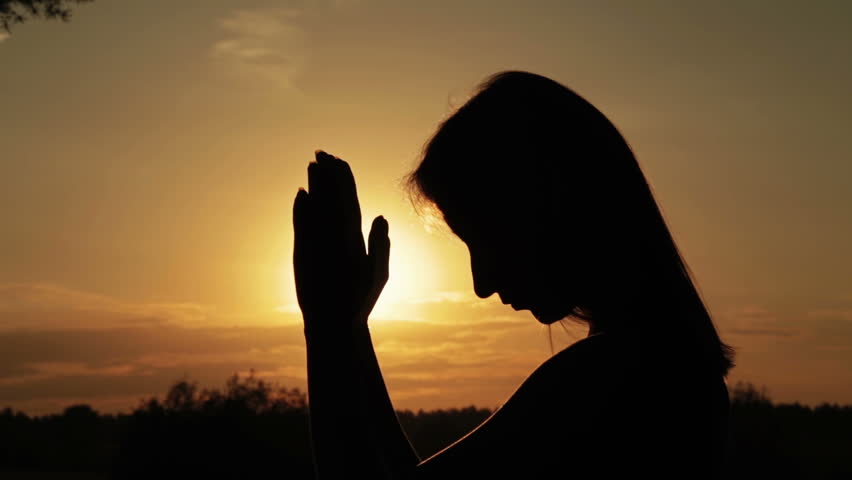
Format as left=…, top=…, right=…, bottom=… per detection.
left=307, top=162, right=322, bottom=192
left=295, top=189, right=309, bottom=209
left=294, top=190, right=307, bottom=210
left=373, top=215, right=389, bottom=232
left=315, top=150, right=333, bottom=163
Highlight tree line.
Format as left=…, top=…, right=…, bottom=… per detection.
left=1, top=374, right=850, bottom=479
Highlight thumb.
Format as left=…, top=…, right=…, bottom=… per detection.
left=358, top=215, right=389, bottom=324
left=368, top=215, right=390, bottom=288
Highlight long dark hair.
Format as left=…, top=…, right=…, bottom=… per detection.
left=406, top=71, right=735, bottom=377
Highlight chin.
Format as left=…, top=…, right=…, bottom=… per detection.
left=531, top=308, right=565, bottom=325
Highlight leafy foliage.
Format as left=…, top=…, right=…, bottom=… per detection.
left=112, top=371, right=313, bottom=479
left=0, top=0, right=93, bottom=32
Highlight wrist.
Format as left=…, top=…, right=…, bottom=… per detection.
left=303, top=319, right=371, bottom=344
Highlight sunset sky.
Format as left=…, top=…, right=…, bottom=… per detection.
left=1, top=0, right=851, bottom=415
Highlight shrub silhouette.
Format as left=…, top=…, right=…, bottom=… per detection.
left=111, top=371, right=313, bottom=479
left=0, top=403, right=117, bottom=473
left=725, top=381, right=852, bottom=479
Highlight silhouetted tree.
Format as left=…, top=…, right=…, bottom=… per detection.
left=731, top=381, right=772, bottom=407
left=1, top=0, right=92, bottom=32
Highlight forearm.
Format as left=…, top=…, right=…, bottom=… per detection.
left=304, top=322, right=420, bottom=479
left=305, top=327, right=382, bottom=479
left=350, top=325, right=421, bottom=472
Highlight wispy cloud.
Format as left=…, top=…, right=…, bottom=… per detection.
left=0, top=362, right=136, bottom=387
left=280, top=288, right=530, bottom=325
left=719, top=304, right=799, bottom=338
left=727, top=327, right=796, bottom=337
left=407, top=290, right=473, bottom=305
left=210, top=8, right=308, bottom=89
left=0, top=283, right=209, bottom=331
left=807, top=309, right=852, bottom=321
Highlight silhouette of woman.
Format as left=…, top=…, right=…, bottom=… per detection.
left=293, top=71, right=735, bottom=479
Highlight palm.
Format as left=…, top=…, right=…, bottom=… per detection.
left=293, top=151, right=389, bottom=334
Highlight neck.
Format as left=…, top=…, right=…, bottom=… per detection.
left=587, top=321, right=605, bottom=337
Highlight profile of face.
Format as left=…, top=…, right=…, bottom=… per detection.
left=407, top=71, right=616, bottom=326
left=438, top=180, right=581, bottom=326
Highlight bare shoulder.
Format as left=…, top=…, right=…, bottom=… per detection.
left=415, top=332, right=729, bottom=479
left=413, top=332, right=636, bottom=478
left=522, top=332, right=638, bottom=400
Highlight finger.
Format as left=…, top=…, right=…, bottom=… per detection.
left=293, top=188, right=311, bottom=266
left=337, top=159, right=365, bottom=252
left=326, top=152, right=360, bottom=215
left=317, top=150, right=361, bottom=223
left=360, top=215, right=390, bottom=324
left=317, top=150, right=366, bottom=256
left=315, top=149, right=333, bottom=165
left=368, top=215, right=390, bottom=288
left=309, top=156, right=337, bottom=217
left=293, top=188, right=310, bottom=236
left=311, top=152, right=340, bottom=219
left=293, top=188, right=315, bottom=311
left=307, top=160, right=322, bottom=197
left=308, top=157, right=337, bottom=250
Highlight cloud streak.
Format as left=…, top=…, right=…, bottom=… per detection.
left=0, top=313, right=558, bottom=415
left=5, top=285, right=852, bottom=414
left=718, top=304, right=799, bottom=338
left=808, top=309, right=852, bottom=322
left=0, top=283, right=210, bottom=331
left=210, top=8, right=308, bottom=89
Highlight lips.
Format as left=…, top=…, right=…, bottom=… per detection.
left=500, top=291, right=527, bottom=310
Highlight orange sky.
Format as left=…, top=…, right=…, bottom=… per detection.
left=1, top=0, right=851, bottom=415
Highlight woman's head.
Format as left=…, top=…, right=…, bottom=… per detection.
left=406, top=71, right=734, bottom=375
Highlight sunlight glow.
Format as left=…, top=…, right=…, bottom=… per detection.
left=370, top=224, right=439, bottom=321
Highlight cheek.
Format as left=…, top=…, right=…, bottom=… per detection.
left=500, top=235, right=543, bottom=290
left=506, top=224, right=547, bottom=270
left=522, top=230, right=570, bottom=297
